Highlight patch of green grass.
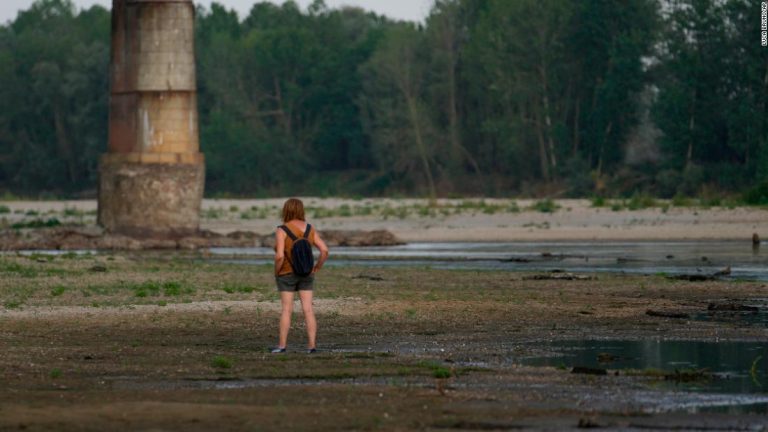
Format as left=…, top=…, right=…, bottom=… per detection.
left=530, top=199, right=560, bottom=213
left=0, top=261, right=39, bottom=277
left=417, top=360, right=453, bottom=379
left=11, top=218, right=61, bottom=229
left=62, top=207, right=86, bottom=217
left=432, top=366, right=452, bottom=379
left=222, top=284, right=254, bottom=294
left=27, top=253, right=54, bottom=262
left=161, top=281, right=184, bottom=296
left=202, top=207, right=227, bottom=219
left=211, top=356, right=233, bottom=369
left=338, top=204, right=352, bottom=217
left=626, top=193, right=656, bottom=210
left=309, top=207, right=335, bottom=219
left=481, top=202, right=503, bottom=214
left=591, top=196, right=606, bottom=207
left=49, top=368, right=62, bottom=379
left=50, top=286, right=67, bottom=297
left=353, top=205, right=373, bottom=216
left=672, top=194, right=693, bottom=207
left=0, top=205, right=9, bottom=214
left=4, top=299, right=23, bottom=309
left=133, top=281, right=192, bottom=298
left=133, top=283, right=158, bottom=298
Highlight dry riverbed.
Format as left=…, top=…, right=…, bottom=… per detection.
left=1, top=253, right=767, bottom=430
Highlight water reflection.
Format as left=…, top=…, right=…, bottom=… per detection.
left=522, top=339, right=768, bottom=395
left=211, top=241, right=768, bottom=281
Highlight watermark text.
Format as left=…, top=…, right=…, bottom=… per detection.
left=762, top=2, right=767, bottom=46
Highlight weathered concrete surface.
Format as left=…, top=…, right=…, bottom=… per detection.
left=111, top=0, right=196, bottom=93
left=99, top=0, right=204, bottom=237
left=108, top=93, right=199, bottom=155
left=98, top=162, right=204, bottom=238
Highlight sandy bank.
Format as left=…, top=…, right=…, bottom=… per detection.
left=2, top=198, right=766, bottom=242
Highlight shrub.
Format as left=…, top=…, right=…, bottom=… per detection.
left=743, top=180, right=768, bottom=206
left=531, top=199, right=560, bottom=213
left=211, top=356, right=233, bottom=369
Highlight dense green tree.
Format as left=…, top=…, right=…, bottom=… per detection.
left=0, top=0, right=761, bottom=198
left=360, top=24, right=439, bottom=201
left=0, top=0, right=108, bottom=193
left=653, top=0, right=766, bottom=193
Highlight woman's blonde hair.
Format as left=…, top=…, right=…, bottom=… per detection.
left=281, top=198, right=306, bottom=223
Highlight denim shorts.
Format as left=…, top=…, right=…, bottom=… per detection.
left=276, top=274, right=315, bottom=292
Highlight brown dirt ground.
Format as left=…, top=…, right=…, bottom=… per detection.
left=1, top=254, right=767, bottom=430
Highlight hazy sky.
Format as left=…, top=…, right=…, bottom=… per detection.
left=0, top=0, right=433, bottom=24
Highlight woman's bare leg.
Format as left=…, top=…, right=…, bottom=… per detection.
left=278, top=291, right=295, bottom=348
left=299, top=290, right=317, bottom=349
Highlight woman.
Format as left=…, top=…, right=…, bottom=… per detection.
left=272, top=198, right=329, bottom=353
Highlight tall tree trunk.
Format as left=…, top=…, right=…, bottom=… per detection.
left=573, top=101, right=580, bottom=156
left=273, top=76, right=292, bottom=138
left=406, top=95, right=437, bottom=204
left=53, top=105, right=77, bottom=184
left=543, top=94, right=557, bottom=170
left=596, top=121, right=613, bottom=176
left=539, top=65, right=557, bottom=170
left=442, top=24, right=479, bottom=175
left=536, top=111, right=550, bottom=182
left=447, top=55, right=479, bottom=174
left=686, top=91, right=696, bottom=170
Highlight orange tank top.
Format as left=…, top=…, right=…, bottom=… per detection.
left=277, top=222, right=316, bottom=276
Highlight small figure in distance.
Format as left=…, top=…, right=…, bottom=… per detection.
left=272, top=198, right=329, bottom=354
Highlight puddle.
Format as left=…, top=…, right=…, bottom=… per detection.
left=694, top=299, right=768, bottom=328
left=209, top=241, right=768, bottom=281
left=521, top=339, right=768, bottom=413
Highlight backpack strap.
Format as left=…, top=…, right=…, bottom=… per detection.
left=279, top=225, right=298, bottom=241
left=303, top=224, right=312, bottom=239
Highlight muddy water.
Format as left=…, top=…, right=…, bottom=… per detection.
left=522, top=339, right=768, bottom=413
left=212, top=240, right=768, bottom=280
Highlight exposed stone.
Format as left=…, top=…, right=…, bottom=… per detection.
left=320, top=230, right=404, bottom=247
left=0, top=227, right=402, bottom=251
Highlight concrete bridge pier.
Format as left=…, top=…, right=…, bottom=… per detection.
left=98, top=0, right=204, bottom=238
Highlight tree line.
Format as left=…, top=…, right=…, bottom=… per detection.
left=0, top=0, right=765, bottom=200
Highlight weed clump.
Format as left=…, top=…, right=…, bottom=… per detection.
left=531, top=199, right=560, bottom=213
left=211, top=356, right=233, bottom=369
left=11, top=218, right=61, bottom=229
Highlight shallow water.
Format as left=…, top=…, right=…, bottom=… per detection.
left=212, top=241, right=768, bottom=280
left=521, top=339, right=768, bottom=413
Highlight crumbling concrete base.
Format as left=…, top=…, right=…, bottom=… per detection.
left=98, top=158, right=204, bottom=238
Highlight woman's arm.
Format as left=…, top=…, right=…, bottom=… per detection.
left=274, top=228, right=287, bottom=276
left=313, top=231, right=330, bottom=274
